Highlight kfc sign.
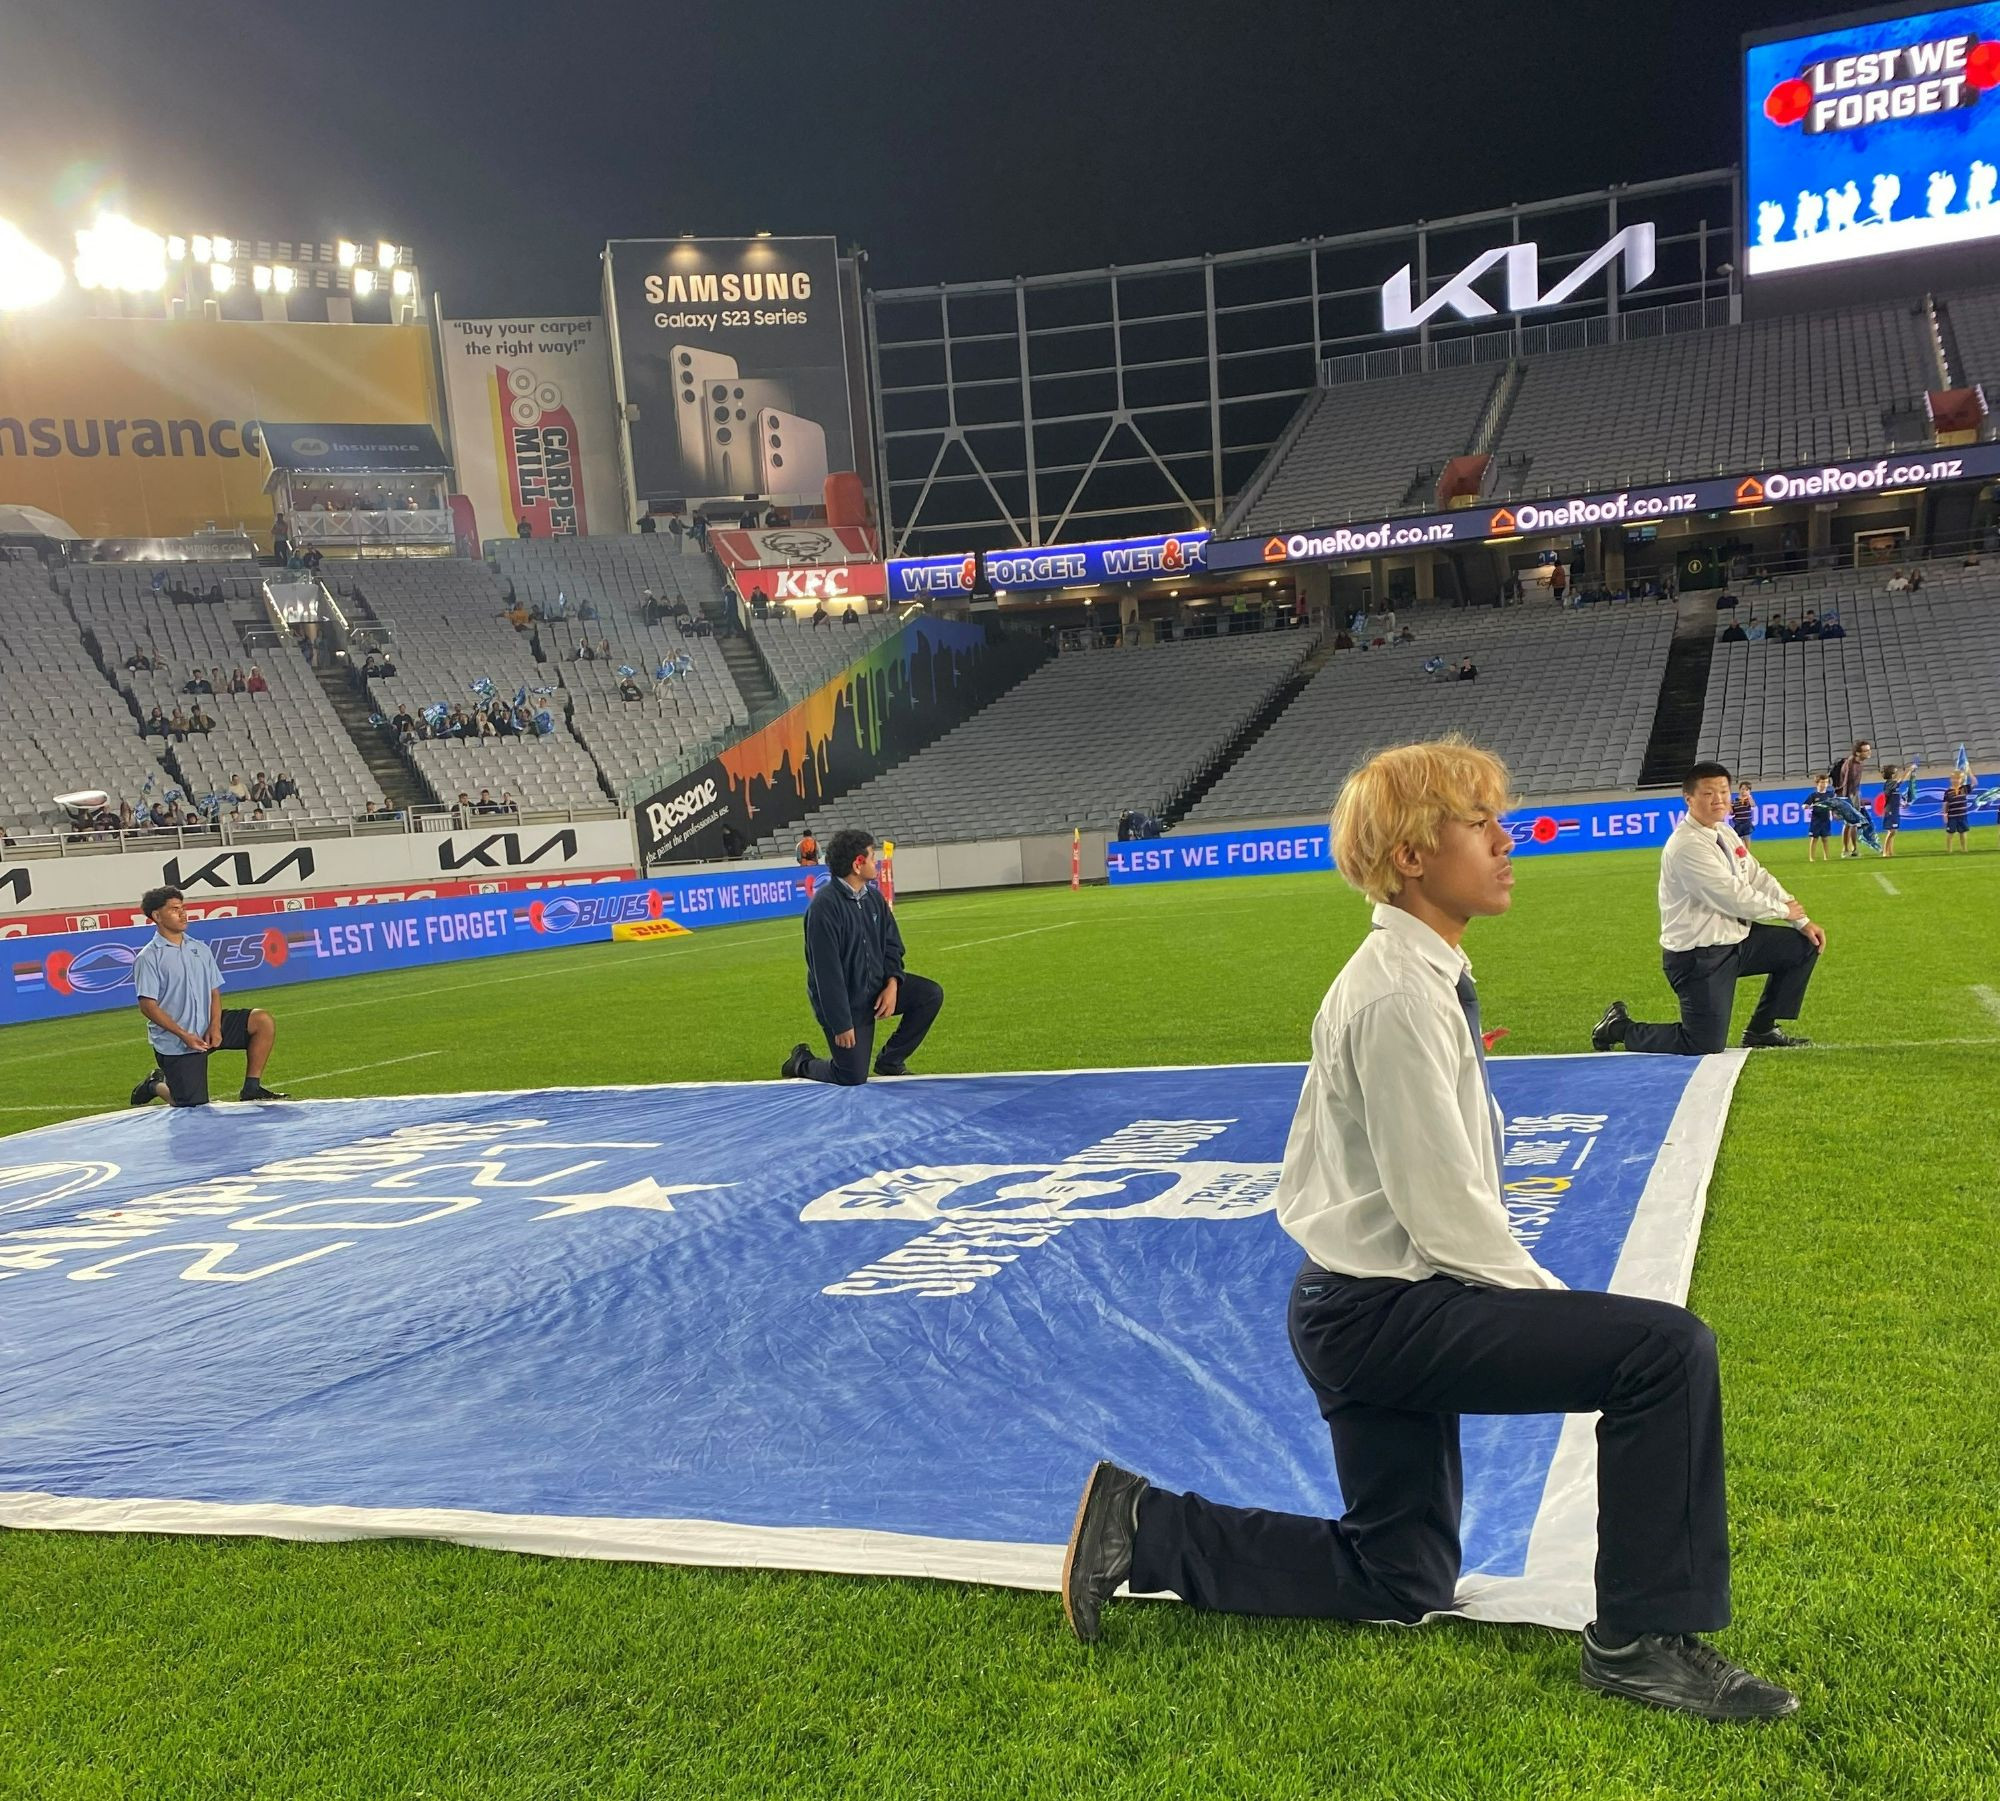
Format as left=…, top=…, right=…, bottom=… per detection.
left=1380, top=223, right=1656, bottom=331
left=751, top=563, right=890, bottom=602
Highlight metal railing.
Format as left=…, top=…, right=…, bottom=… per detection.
left=2, top=802, right=625, bottom=861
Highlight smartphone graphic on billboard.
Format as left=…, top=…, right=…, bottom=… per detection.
left=756, top=407, right=830, bottom=502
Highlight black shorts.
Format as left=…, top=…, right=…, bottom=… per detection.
left=157, top=1008, right=253, bottom=1108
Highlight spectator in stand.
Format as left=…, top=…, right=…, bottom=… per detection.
left=1886, top=571, right=1909, bottom=594
left=1549, top=563, right=1567, bottom=604
left=251, top=774, right=274, bottom=807
left=841, top=605, right=860, bottom=627
left=228, top=774, right=250, bottom=802
left=272, top=772, right=297, bottom=804
left=797, top=831, right=820, bottom=865
left=619, top=674, right=643, bottom=701
left=1719, top=619, right=1748, bottom=643
left=391, top=707, right=414, bottom=738
left=454, top=791, right=473, bottom=820
left=148, top=798, right=175, bottom=828
left=518, top=518, right=534, bottom=539
left=597, top=637, right=612, bottom=662
left=498, top=791, right=518, bottom=814
left=167, top=706, right=190, bottom=741
left=118, top=800, right=136, bottom=831
left=360, top=800, right=383, bottom=822
left=272, top=517, right=290, bottom=564
left=1909, top=568, right=1924, bottom=593
left=188, top=703, right=215, bottom=735
left=228, top=666, right=247, bottom=694
left=246, top=664, right=268, bottom=693
left=668, top=514, right=685, bottom=546
left=643, top=589, right=665, bottom=626
left=145, top=705, right=170, bottom=737
left=1799, top=612, right=1820, bottom=640
left=638, top=510, right=658, bottom=535
left=504, top=597, right=531, bottom=629
left=126, top=646, right=157, bottom=673
left=1821, top=614, right=1845, bottom=639
left=207, top=666, right=225, bottom=694
left=1769, top=617, right=1792, bottom=643
left=810, top=602, right=831, bottom=629
left=361, top=649, right=385, bottom=682
left=1457, top=658, right=1478, bottom=681
left=476, top=789, right=503, bottom=815
left=184, top=669, right=212, bottom=695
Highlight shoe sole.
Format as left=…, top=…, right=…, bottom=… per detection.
left=1581, top=1668, right=1800, bottom=1722
left=1060, top=1462, right=1111, bottom=1642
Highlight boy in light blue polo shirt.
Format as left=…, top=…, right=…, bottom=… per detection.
left=129, top=886, right=290, bottom=1108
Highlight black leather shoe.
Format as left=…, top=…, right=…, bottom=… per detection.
left=130, top=1070, right=162, bottom=1107
left=781, top=1043, right=812, bottom=1079
left=873, top=1059, right=908, bottom=1077
left=239, top=1083, right=291, bottom=1101
left=1580, top=1626, right=1799, bottom=1721
left=1591, top=1000, right=1630, bottom=1052
left=1061, top=1461, right=1149, bottom=1643
left=1740, top=1027, right=1810, bottom=1048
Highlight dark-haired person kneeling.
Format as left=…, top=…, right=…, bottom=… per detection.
left=1591, top=761, right=1825, bottom=1056
left=782, top=831, right=942, bottom=1085
left=127, top=887, right=290, bottom=1107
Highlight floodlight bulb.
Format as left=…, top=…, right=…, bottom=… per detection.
left=0, top=219, right=66, bottom=311
left=211, top=236, right=234, bottom=262
left=165, top=235, right=186, bottom=263
left=390, top=267, right=414, bottom=296
left=352, top=266, right=376, bottom=296
left=273, top=265, right=296, bottom=293
left=252, top=263, right=273, bottom=292
left=73, top=213, right=169, bottom=293
left=209, top=262, right=235, bottom=293
left=337, top=239, right=358, bottom=268
left=377, top=240, right=396, bottom=269
left=191, top=234, right=212, bottom=264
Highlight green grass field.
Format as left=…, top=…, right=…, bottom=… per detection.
left=3, top=837, right=1998, bottom=1799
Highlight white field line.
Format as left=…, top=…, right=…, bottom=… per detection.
left=1873, top=873, right=1900, bottom=896
left=283, top=1050, right=447, bottom=1086
left=929, top=922, right=1079, bottom=953
left=1970, top=985, right=2000, bottom=1026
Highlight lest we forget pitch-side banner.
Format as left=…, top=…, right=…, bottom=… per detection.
left=604, top=236, right=854, bottom=510
left=0, top=867, right=821, bottom=1030
left=439, top=316, right=622, bottom=543
left=0, top=1052, right=1742, bottom=1628
left=1108, top=778, right=1975, bottom=882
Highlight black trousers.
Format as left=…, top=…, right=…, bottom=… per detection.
left=802, top=973, right=943, bottom=1085
left=1130, top=1268, right=1731, bottom=1636
left=1623, top=923, right=1817, bottom=1056
left=156, top=1008, right=252, bottom=1108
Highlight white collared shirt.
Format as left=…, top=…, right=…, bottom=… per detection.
left=1657, top=815, right=1801, bottom=951
left=1273, top=904, right=1562, bottom=1292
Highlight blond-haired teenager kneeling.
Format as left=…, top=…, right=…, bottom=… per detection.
left=1060, top=738, right=1797, bottom=1722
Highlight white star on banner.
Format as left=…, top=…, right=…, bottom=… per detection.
left=530, top=1177, right=729, bottom=1221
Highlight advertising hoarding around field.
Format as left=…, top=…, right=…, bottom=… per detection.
left=604, top=237, right=855, bottom=513
left=438, top=316, right=623, bottom=542
left=1745, top=3, right=2000, bottom=276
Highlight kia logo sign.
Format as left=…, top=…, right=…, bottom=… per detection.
left=1380, top=224, right=1656, bottom=331
left=436, top=830, right=579, bottom=872
left=163, top=849, right=316, bottom=890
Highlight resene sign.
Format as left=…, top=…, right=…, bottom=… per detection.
left=888, top=531, right=1209, bottom=599
left=1210, top=442, right=2000, bottom=571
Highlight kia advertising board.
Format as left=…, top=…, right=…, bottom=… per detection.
left=1745, top=3, right=2000, bottom=277
left=439, top=316, right=622, bottom=542
left=604, top=237, right=855, bottom=512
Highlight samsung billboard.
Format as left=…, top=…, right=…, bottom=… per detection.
left=1745, top=3, right=2000, bottom=277
left=603, top=236, right=856, bottom=512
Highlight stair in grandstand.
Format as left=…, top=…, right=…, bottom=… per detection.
left=1924, top=293, right=1962, bottom=389
left=717, top=631, right=787, bottom=728
left=1637, top=591, right=1720, bottom=789
left=1159, top=631, right=1336, bottom=830
left=314, top=663, right=429, bottom=811
left=1470, top=359, right=1526, bottom=458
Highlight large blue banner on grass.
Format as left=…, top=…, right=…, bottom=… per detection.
left=0, top=1053, right=1741, bottom=1626
left=0, top=866, right=821, bottom=1030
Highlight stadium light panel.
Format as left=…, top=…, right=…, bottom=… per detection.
left=337, top=239, right=358, bottom=268
left=209, top=263, right=235, bottom=293
left=0, top=220, right=66, bottom=312
left=377, top=240, right=396, bottom=269
left=191, top=235, right=212, bottom=264
left=252, top=264, right=273, bottom=293
left=273, top=265, right=296, bottom=294
left=211, top=236, right=234, bottom=262
left=73, top=213, right=169, bottom=293
left=352, top=267, right=376, bottom=296
left=390, top=267, right=414, bottom=296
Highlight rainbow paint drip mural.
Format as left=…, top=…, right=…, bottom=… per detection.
left=636, top=617, right=1049, bottom=862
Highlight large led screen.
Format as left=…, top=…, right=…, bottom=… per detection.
left=1745, top=4, right=2000, bottom=275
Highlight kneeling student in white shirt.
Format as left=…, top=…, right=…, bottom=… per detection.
left=1059, top=737, right=1798, bottom=1722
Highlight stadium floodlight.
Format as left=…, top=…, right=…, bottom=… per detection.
left=0, top=219, right=66, bottom=312
left=209, top=262, right=235, bottom=293
left=73, top=213, right=169, bottom=292
left=390, top=267, right=414, bottom=297
left=251, top=263, right=273, bottom=293
left=352, top=266, right=376, bottom=297
left=273, top=265, right=296, bottom=294
left=191, top=234, right=212, bottom=264
left=166, top=235, right=186, bottom=263
left=211, top=236, right=234, bottom=262
left=376, top=240, right=397, bottom=269
left=337, top=239, right=358, bottom=268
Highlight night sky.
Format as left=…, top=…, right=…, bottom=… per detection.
left=1, top=0, right=1847, bottom=315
